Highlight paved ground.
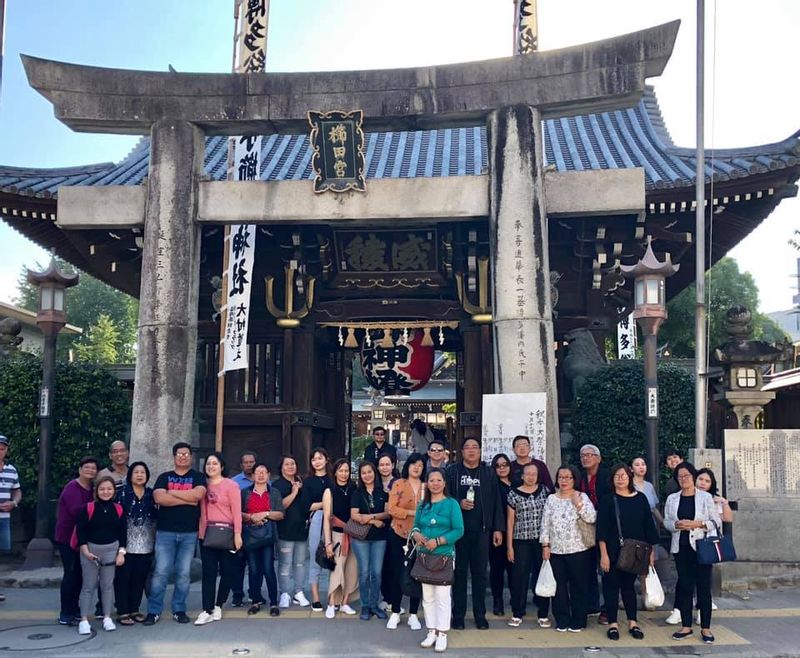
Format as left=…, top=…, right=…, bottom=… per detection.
left=0, top=584, right=799, bottom=657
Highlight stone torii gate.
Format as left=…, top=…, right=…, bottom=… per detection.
left=22, top=21, right=679, bottom=475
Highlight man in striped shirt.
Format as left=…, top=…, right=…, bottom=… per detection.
left=0, top=435, right=22, bottom=603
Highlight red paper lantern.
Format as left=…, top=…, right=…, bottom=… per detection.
left=360, top=329, right=434, bottom=395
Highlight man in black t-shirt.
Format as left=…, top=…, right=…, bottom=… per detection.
left=363, top=426, right=397, bottom=465
left=445, top=437, right=503, bottom=630
left=144, top=442, right=207, bottom=625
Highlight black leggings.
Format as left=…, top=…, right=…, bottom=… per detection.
left=386, top=530, right=420, bottom=615
left=200, top=544, right=236, bottom=614
left=114, top=552, right=152, bottom=616
left=489, top=541, right=513, bottom=602
left=550, top=549, right=592, bottom=630
left=57, top=542, right=82, bottom=619
left=601, top=565, right=637, bottom=624
left=510, top=539, right=549, bottom=619
left=675, top=546, right=712, bottom=628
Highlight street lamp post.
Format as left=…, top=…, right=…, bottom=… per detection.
left=22, top=258, right=78, bottom=569
left=621, top=238, right=678, bottom=498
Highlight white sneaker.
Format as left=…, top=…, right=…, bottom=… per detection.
left=78, top=620, right=91, bottom=635
left=711, top=600, right=718, bottom=611
left=408, top=614, right=422, bottom=630
left=399, top=606, right=406, bottom=615
left=538, top=617, right=552, bottom=628
left=293, top=591, right=311, bottom=607
left=194, top=611, right=214, bottom=625
left=212, top=606, right=222, bottom=621
left=325, top=605, right=336, bottom=619
left=340, top=603, right=357, bottom=615
left=279, top=593, right=291, bottom=608
left=420, top=630, right=437, bottom=648
left=665, top=608, right=681, bottom=625
left=386, top=612, right=400, bottom=629
left=102, top=617, right=116, bottom=632
left=434, top=633, right=448, bottom=653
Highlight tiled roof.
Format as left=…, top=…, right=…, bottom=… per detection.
left=1, top=87, right=798, bottom=200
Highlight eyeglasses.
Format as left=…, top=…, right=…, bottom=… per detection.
left=613, top=473, right=628, bottom=479
left=495, top=463, right=510, bottom=469
left=557, top=474, right=574, bottom=480
left=175, top=451, right=191, bottom=458
left=429, top=447, right=444, bottom=453
left=677, top=473, right=694, bottom=480
left=580, top=452, right=599, bottom=458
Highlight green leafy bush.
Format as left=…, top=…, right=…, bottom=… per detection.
left=0, top=352, right=131, bottom=509
left=570, top=360, right=694, bottom=475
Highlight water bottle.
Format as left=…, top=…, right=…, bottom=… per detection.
left=466, top=485, right=475, bottom=503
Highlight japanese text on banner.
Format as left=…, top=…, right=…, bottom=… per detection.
left=481, top=393, right=547, bottom=463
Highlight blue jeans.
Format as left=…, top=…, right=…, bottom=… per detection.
left=147, top=530, right=197, bottom=615
left=351, top=539, right=386, bottom=611
left=0, top=517, right=10, bottom=552
left=247, top=543, right=278, bottom=606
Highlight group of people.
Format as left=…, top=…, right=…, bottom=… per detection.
left=47, top=427, right=731, bottom=652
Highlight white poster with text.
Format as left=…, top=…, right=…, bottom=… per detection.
left=481, top=392, right=547, bottom=463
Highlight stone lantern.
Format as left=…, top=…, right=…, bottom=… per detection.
left=713, top=306, right=781, bottom=429
left=621, top=237, right=679, bottom=496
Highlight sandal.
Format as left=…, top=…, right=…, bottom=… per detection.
left=606, top=627, right=620, bottom=640
left=247, top=603, right=261, bottom=615
left=629, top=625, right=644, bottom=640
left=131, top=613, right=146, bottom=623
left=117, top=614, right=135, bottom=626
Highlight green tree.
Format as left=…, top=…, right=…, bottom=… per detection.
left=15, top=260, right=138, bottom=362
left=660, top=257, right=787, bottom=357
left=0, top=352, right=131, bottom=510
left=73, top=314, right=120, bottom=364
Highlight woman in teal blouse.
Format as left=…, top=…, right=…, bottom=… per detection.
left=411, top=468, right=464, bottom=653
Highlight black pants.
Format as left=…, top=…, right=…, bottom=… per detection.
left=114, top=552, right=152, bottom=616
left=586, top=546, right=603, bottom=613
left=452, top=529, right=490, bottom=621
left=601, top=565, right=637, bottom=624
left=510, top=539, right=549, bottom=619
left=230, top=549, right=246, bottom=603
left=489, top=541, right=513, bottom=602
left=200, top=544, right=237, bottom=614
left=675, top=546, right=712, bottom=628
left=550, top=549, right=592, bottom=630
left=58, top=542, right=82, bottom=619
left=386, top=530, right=420, bottom=614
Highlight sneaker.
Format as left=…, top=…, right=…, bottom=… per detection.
left=507, top=617, right=522, bottom=627
left=711, top=600, right=718, bottom=611
left=537, top=617, right=552, bottom=628
left=420, top=630, right=437, bottom=648
left=374, top=608, right=388, bottom=620
left=597, top=612, right=609, bottom=625
left=568, top=627, right=583, bottom=633
left=340, top=604, right=357, bottom=615
left=279, top=593, right=291, bottom=608
left=555, top=627, right=568, bottom=632
left=386, top=612, right=400, bottom=629
left=293, top=591, right=311, bottom=607
left=173, top=611, right=190, bottom=624
left=408, top=614, right=422, bottom=630
left=434, top=633, right=448, bottom=653
left=359, top=608, right=371, bottom=620
left=58, top=614, right=76, bottom=626
left=311, top=601, right=323, bottom=612
left=325, top=605, right=336, bottom=619
left=665, top=608, right=681, bottom=625
left=212, top=606, right=222, bottom=621
left=142, top=613, right=160, bottom=626
left=102, top=617, right=116, bottom=632
left=194, top=611, right=214, bottom=625
left=78, top=619, right=91, bottom=635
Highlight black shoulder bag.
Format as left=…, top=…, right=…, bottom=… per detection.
left=613, top=496, right=652, bottom=575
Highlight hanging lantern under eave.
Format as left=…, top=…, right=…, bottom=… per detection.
left=360, top=329, right=434, bottom=396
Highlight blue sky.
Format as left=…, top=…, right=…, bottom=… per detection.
left=1, top=0, right=798, bottom=311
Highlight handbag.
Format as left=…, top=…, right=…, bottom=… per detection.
left=402, top=531, right=422, bottom=599
left=203, top=522, right=235, bottom=551
left=410, top=551, right=455, bottom=586
left=696, top=521, right=737, bottom=565
left=243, top=521, right=276, bottom=550
left=577, top=516, right=596, bottom=549
left=613, top=497, right=652, bottom=575
left=315, top=541, right=337, bottom=571
left=344, top=517, right=370, bottom=541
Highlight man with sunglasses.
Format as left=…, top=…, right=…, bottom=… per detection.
left=363, top=426, right=397, bottom=465
left=425, top=438, right=448, bottom=470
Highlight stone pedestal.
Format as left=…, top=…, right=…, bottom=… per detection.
left=130, top=119, right=204, bottom=476
left=487, top=105, right=560, bottom=471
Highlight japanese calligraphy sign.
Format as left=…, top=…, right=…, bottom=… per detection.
left=336, top=229, right=436, bottom=273
left=308, top=110, right=366, bottom=193
left=725, top=429, right=800, bottom=498
left=223, top=223, right=256, bottom=372
left=481, top=393, right=547, bottom=463
left=360, top=330, right=434, bottom=395
left=617, top=313, right=637, bottom=359
left=238, top=0, right=268, bottom=74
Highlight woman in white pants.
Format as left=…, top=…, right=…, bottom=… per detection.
left=410, top=468, right=464, bottom=653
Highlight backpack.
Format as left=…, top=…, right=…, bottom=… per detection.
left=69, top=501, right=124, bottom=551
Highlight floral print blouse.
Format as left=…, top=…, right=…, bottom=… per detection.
left=539, top=492, right=597, bottom=555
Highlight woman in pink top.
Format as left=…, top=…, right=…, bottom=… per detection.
left=195, top=452, right=242, bottom=626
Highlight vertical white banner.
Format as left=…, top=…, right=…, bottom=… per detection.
left=617, top=313, right=637, bottom=359
left=481, top=392, right=547, bottom=463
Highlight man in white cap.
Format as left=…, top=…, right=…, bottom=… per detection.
left=0, top=435, right=22, bottom=603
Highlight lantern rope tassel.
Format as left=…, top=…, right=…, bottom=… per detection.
left=344, top=327, right=358, bottom=348
left=379, top=328, right=394, bottom=348
left=421, top=327, right=434, bottom=347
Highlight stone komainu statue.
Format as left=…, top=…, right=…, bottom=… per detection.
left=562, top=327, right=606, bottom=401
left=0, top=318, right=23, bottom=359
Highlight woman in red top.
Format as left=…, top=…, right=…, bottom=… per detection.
left=242, top=463, right=285, bottom=616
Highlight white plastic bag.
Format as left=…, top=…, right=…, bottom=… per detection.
left=535, top=559, right=557, bottom=598
left=645, top=566, right=665, bottom=608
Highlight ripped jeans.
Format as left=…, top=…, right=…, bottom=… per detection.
left=278, top=538, right=309, bottom=596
